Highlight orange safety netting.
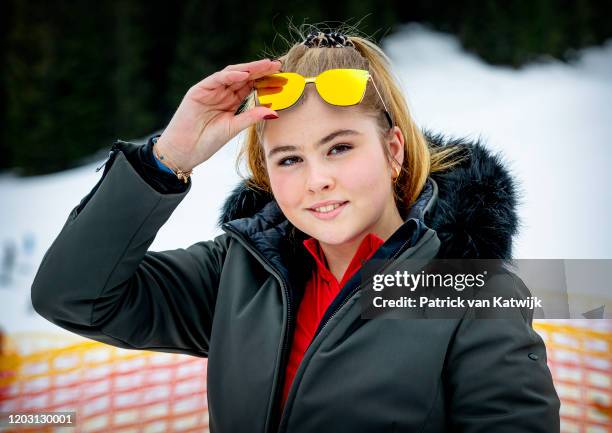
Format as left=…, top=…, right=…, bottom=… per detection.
left=0, top=332, right=208, bottom=433
left=0, top=321, right=610, bottom=433
left=534, top=320, right=611, bottom=433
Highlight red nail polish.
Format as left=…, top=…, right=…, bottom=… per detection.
left=263, top=114, right=278, bottom=120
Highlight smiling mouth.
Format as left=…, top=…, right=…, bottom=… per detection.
left=309, top=201, right=348, bottom=213
left=312, top=202, right=341, bottom=212
left=307, top=201, right=349, bottom=220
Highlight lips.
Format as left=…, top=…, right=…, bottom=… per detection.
left=307, top=201, right=349, bottom=220
left=307, top=200, right=348, bottom=211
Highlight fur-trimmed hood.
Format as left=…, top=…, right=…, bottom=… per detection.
left=217, top=130, right=520, bottom=260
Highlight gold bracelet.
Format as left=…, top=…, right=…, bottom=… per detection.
left=152, top=139, right=193, bottom=184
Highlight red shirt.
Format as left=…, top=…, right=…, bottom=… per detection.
left=279, top=232, right=385, bottom=414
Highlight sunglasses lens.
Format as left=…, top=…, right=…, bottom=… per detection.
left=317, top=69, right=369, bottom=106
left=254, top=73, right=305, bottom=110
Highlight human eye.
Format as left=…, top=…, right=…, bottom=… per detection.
left=329, top=143, right=353, bottom=155
left=277, top=155, right=302, bottom=167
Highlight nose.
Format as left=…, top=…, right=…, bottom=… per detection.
left=306, top=161, right=335, bottom=193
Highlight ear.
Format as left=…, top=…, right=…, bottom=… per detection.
left=386, top=126, right=405, bottom=171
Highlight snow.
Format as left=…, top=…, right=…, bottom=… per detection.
left=1, top=23, right=611, bottom=333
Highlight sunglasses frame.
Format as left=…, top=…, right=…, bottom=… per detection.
left=253, top=69, right=394, bottom=129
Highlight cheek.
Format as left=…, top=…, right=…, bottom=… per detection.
left=341, top=150, right=389, bottom=191
left=268, top=168, right=303, bottom=209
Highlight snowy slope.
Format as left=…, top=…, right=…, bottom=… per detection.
left=1, top=23, right=611, bottom=333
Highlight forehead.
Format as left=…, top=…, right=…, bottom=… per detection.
left=262, top=86, right=375, bottom=149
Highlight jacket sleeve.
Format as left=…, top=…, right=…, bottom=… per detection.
left=30, top=141, right=230, bottom=358
left=131, top=133, right=192, bottom=194
left=445, top=271, right=561, bottom=433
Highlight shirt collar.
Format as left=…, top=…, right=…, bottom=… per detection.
left=302, top=233, right=385, bottom=287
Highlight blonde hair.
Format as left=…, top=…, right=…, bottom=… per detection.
left=236, top=24, right=466, bottom=216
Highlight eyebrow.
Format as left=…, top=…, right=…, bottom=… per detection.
left=266, top=129, right=361, bottom=159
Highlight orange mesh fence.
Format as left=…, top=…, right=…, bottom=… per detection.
left=0, top=333, right=209, bottom=432
left=0, top=321, right=610, bottom=432
left=534, top=320, right=612, bottom=433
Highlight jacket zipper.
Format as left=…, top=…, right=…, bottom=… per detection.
left=274, top=235, right=418, bottom=433
left=95, top=142, right=123, bottom=173
left=95, top=151, right=114, bottom=172
left=308, top=237, right=411, bottom=348
left=221, top=223, right=293, bottom=433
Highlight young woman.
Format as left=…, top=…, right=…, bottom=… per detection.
left=32, top=28, right=560, bottom=432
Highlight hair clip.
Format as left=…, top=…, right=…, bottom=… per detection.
left=302, top=31, right=355, bottom=48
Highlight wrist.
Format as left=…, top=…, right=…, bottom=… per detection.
left=152, top=136, right=194, bottom=183
left=151, top=138, right=175, bottom=174
left=154, top=135, right=194, bottom=172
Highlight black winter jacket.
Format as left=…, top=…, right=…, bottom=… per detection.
left=31, top=131, right=561, bottom=433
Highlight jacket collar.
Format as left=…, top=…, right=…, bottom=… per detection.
left=219, top=129, right=519, bottom=263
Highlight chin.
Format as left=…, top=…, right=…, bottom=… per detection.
left=308, top=225, right=363, bottom=246
left=291, top=209, right=369, bottom=245
left=313, top=233, right=349, bottom=245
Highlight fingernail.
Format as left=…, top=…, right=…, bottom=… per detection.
left=263, top=114, right=278, bottom=120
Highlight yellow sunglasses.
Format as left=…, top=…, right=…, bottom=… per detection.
left=253, top=68, right=393, bottom=128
